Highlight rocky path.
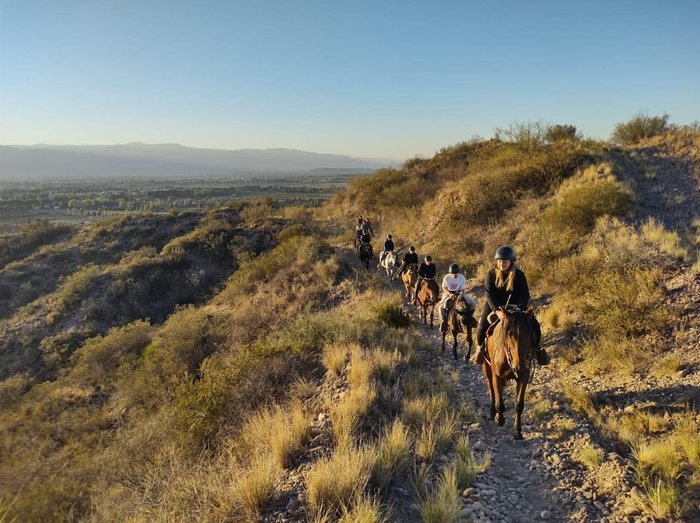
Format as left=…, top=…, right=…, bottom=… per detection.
left=411, top=304, right=577, bottom=523
left=405, top=269, right=676, bottom=523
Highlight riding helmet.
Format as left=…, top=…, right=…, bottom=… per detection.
left=449, top=263, right=460, bottom=274
left=494, top=246, right=516, bottom=261
left=425, top=255, right=432, bottom=262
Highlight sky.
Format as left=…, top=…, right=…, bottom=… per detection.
left=0, top=0, right=698, bottom=160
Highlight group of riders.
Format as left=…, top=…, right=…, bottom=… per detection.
left=354, top=216, right=550, bottom=366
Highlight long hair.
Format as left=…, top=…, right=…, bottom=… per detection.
left=494, top=262, right=516, bottom=292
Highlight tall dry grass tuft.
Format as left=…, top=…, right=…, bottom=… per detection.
left=232, top=455, right=280, bottom=521
left=372, top=419, right=412, bottom=487
left=305, top=446, right=376, bottom=518
left=238, top=403, right=312, bottom=468
left=323, top=342, right=348, bottom=377
left=418, top=465, right=461, bottom=523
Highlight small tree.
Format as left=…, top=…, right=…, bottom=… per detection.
left=611, top=113, right=670, bottom=145
left=545, top=124, right=578, bottom=143
left=495, top=121, right=548, bottom=155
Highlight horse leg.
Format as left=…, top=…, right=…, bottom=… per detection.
left=441, top=331, right=446, bottom=352
left=514, top=377, right=528, bottom=440
left=452, top=331, right=458, bottom=360
left=464, top=327, right=474, bottom=362
left=493, top=376, right=506, bottom=426
left=482, top=365, right=496, bottom=421
left=429, top=305, right=434, bottom=329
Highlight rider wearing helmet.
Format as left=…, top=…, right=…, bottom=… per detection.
left=470, top=246, right=549, bottom=365
left=379, top=234, right=395, bottom=265
left=438, top=263, right=468, bottom=331
left=412, top=255, right=437, bottom=304
left=395, top=245, right=419, bottom=278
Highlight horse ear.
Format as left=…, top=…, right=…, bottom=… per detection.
left=526, top=305, right=537, bottom=317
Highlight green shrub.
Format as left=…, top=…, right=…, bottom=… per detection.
left=374, top=302, right=411, bottom=328
left=611, top=113, right=670, bottom=145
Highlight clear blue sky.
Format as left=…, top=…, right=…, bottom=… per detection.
left=1, top=0, right=698, bottom=160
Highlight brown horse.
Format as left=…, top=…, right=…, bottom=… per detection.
left=480, top=308, right=535, bottom=440
left=415, top=278, right=440, bottom=328
left=400, top=264, right=418, bottom=301
left=441, top=293, right=477, bottom=360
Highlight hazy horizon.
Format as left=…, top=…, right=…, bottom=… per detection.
left=1, top=1, right=699, bottom=159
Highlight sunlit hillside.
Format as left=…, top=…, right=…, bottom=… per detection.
left=1, top=116, right=698, bottom=522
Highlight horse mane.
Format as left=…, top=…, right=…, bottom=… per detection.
left=499, top=311, right=531, bottom=347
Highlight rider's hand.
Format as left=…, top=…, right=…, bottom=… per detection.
left=496, top=309, right=507, bottom=321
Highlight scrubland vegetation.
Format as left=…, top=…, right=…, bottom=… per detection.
left=1, top=115, right=699, bottom=521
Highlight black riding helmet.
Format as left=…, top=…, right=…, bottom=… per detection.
left=494, top=246, right=516, bottom=261
left=409, top=246, right=415, bottom=252
left=449, top=263, right=460, bottom=274
left=425, top=255, right=432, bottom=262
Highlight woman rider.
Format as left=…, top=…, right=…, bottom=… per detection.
left=470, top=246, right=549, bottom=365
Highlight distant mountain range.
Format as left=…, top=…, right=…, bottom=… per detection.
left=0, top=143, right=398, bottom=180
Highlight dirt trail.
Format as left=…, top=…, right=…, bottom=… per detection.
left=411, top=299, right=581, bottom=523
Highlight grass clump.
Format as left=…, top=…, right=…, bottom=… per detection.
left=574, top=442, right=604, bottom=469
left=238, top=403, right=311, bottom=469
left=372, top=420, right=412, bottom=487
left=305, top=446, right=376, bottom=518
left=417, top=465, right=461, bottom=523
left=373, top=301, right=411, bottom=328
left=641, top=219, right=688, bottom=259
left=453, top=435, right=489, bottom=489
left=323, top=343, right=348, bottom=377
left=650, top=356, right=682, bottom=377
left=232, top=455, right=280, bottom=522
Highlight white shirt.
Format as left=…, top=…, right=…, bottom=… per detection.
left=442, top=273, right=466, bottom=293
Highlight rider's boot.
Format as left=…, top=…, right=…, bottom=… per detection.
left=535, top=346, right=550, bottom=365
left=470, top=343, right=485, bottom=365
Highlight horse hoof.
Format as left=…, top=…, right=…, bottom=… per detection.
left=495, top=413, right=505, bottom=426
left=514, top=433, right=524, bottom=441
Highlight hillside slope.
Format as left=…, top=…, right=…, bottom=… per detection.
left=0, top=126, right=698, bottom=522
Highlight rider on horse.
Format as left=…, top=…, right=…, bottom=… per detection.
left=439, top=263, right=473, bottom=331
left=470, top=246, right=549, bottom=365
left=379, top=234, right=395, bottom=265
left=395, top=245, right=419, bottom=278
left=412, top=255, right=436, bottom=304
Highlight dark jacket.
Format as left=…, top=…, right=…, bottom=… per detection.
left=403, top=252, right=419, bottom=264
left=485, top=267, right=530, bottom=311
left=384, top=239, right=394, bottom=251
left=418, top=262, right=436, bottom=279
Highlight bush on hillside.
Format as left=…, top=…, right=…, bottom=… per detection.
left=495, top=121, right=548, bottom=155
left=545, top=124, right=579, bottom=143
left=611, top=113, right=671, bottom=145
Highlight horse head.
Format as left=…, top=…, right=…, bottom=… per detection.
left=497, top=309, right=534, bottom=380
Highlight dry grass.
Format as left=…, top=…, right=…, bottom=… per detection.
left=650, top=356, right=682, bottom=377
left=323, top=343, right=349, bottom=377
left=232, top=455, right=280, bottom=522
left=305, top=446, right=376, bottom=518
left=403, top=393, right=450, bottom=429
left=238, top=403, right=312, bottom=468
left=574, top=442, right=604, bottom=469
left=632, top=479, right=682, bottom=521
left=415, top=413, right=459, bottom=462
left=330, top=384, right=377, bottom=448
left=372, top=419, right=412, bottom=487
left=641, top=218, right=688, bottom=259
left=453, top=435, right=489, bottom=489
left=531, top=398, right=552, bottom=420
left=337, top=494, right=388, bottom=523
left=418, top=465, right=461, bottom=523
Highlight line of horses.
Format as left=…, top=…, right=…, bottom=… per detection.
left=362, top=250, right=537, bottom=440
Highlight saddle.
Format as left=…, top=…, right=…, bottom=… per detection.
left=485, top=305, right=526, bottom=339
